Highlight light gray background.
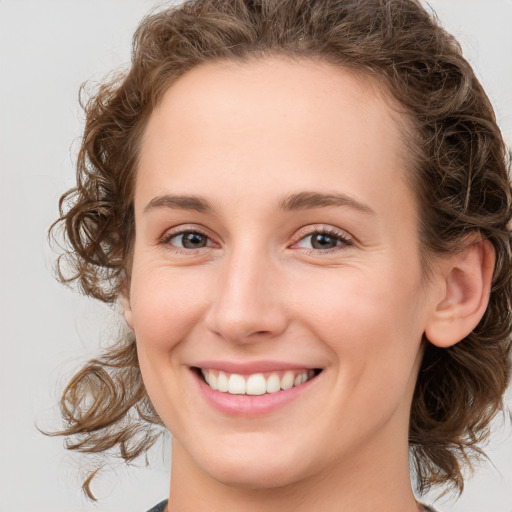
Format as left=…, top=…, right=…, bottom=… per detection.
left=1, top=1, right=511, bottom=511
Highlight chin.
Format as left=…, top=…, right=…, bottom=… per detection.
left=206, top=460, right=305, bottom=491
left=189, top=433, right=315, bottom=490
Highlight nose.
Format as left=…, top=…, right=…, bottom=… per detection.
left=204, top=246, right=288, bottom=344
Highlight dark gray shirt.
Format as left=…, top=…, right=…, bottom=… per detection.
left=146, top=500, right=167, bottom=512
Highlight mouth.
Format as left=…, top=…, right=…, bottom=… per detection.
left=194, top=367, right=323, bottom=396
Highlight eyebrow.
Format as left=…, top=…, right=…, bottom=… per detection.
left=143, top=191, right=375, bottom=216
left=278, top=191, right=375, bottom=215
left=144, top=194, right=213, bottom=214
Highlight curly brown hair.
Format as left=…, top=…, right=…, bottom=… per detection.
left=49, top=0, right=512, bottom=500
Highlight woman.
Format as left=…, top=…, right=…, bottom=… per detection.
left=50, top=0, right=512, bottom=511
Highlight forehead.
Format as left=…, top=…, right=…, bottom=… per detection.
left=143, top=57, right=405, bottom=153
left=137, top=57, right=416, bottom=222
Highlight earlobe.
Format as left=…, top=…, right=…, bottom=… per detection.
left=424, top=238, right=495, bottom=348
left=120, top=288, right=134, bottom=330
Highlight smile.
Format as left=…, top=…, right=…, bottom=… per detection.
left=193, top=364, right=324, bottom=416
left=199, top=368, right=320, bottom=395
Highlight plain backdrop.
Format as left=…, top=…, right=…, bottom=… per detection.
left=1, top=1, right=511, bottom=511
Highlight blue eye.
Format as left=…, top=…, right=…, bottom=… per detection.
left=167, top=231, right=211, bottom=249
left=295, top=229, right=352, bottom=251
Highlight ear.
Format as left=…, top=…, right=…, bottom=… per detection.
left=424, top=238, right=495, bottom=348
left=120, top=281, right=134, bottom=330
left=122, top=295, right=134, bottom=330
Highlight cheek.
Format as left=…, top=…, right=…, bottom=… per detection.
left=291, top=263, right=425, bottom=369
left=129, top=265, right=210, bottom=351
left=129, top=265, right=212, bottom=425
left=302, top=269, right=425, bottom=426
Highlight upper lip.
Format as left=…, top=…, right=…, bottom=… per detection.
left=192, top=360, right=321, bottom=375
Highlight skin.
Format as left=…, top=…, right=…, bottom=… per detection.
left=123, top=57, right=493, bottom=512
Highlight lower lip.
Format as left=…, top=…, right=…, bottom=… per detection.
left=194, top=369, right=319, bottom=417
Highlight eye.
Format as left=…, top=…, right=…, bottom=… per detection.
left=165, top=230, right=213, bottom=249
left=293, top=228, right=353, bottom=252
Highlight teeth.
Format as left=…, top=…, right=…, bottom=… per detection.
left=217, top=371, right=229, bottom=392
left=281, top=371, right=294, bottom=390
left=228, top=373, right=246, bottom=395
left=209, top=372, right=218, bottom=391
left=265, top=373, right=281, bottom=393
left=200, top=368, right=316, bottom=395
left=247, top=373, right=267, bottom=395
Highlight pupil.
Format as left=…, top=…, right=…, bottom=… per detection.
left=312, top=233, right=336, bottom=249
left=182, top=232, right=206, bottom=248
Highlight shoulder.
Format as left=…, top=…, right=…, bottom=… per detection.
left=145, top=499, right=168, bottom=512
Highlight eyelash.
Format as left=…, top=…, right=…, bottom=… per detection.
left=292, top=227, right=354, bottom=254
left=160, top=225, right=354, bottom=255
left=159, top=228, right=216, bottom=253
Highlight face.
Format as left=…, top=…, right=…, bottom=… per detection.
left=125, top=58, right=437, bottom=490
